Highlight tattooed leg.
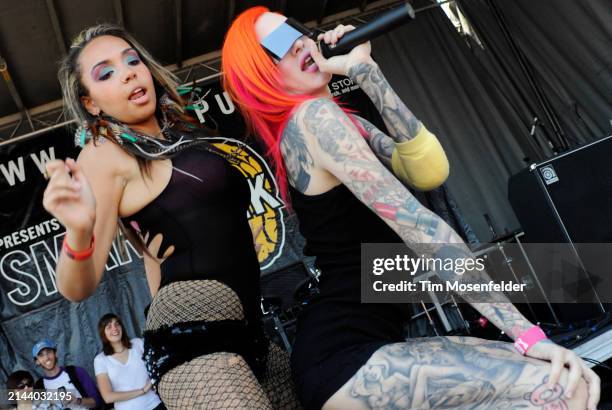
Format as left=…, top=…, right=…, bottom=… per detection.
left=322, top=337, right=589, bottom=410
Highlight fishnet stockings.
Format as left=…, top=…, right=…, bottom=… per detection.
left=260, top=343, right=302, bottom=409
left=158, top=352, right=272, bottom=409
left=146, top=280, right=245, bottom=329
left=147, top=280, right=302, bottom=409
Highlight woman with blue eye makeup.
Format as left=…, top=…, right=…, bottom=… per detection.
left=42, top=24, right=299, bottom=409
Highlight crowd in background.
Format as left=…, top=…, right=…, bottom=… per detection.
left=2, top=313, right=164, bottom=410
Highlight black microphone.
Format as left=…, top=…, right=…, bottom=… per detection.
left=320, top=3, right=416, bottom=59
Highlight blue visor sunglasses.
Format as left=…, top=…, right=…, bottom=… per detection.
left=260, top=18, right=319, bottom=61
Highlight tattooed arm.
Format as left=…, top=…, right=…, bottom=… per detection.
left=296, top=25, right=599, bottom=407
left=281, top=116, right=315, bottom=192
left=310, top=25, right=449, bottom=190
left=348, top=60, right=422, bottom=143
left=352, top=115, right=394, bottom=167
left=286, top=97, right=533, bottom=340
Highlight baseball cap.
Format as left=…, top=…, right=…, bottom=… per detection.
left=32, top=339, right=56, bottom=358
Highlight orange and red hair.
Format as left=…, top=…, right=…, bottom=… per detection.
left=222, top=6, right=314, bottom=202
left=222, top=6, right=363, bottom=202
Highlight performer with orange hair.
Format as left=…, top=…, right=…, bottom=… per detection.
left=222, top=7, right=600, bottom=410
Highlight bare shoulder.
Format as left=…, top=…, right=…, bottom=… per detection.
left=289, top=97, right=355, bottom=144
left=281, top=98, right=349, bottom=193
left=295, top=97, right=345, bottom=126
left=294, top=96, right=334, bottom=113
left=281, top=98, right=335, bottom=153
left=295, top=98, right=367, bottom=163
left=77, top=137, right=137, bottom=182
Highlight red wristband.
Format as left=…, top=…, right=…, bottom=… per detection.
left=514, top=325, right=547, bottom=355
left=63, top=234, right=95, bottom=261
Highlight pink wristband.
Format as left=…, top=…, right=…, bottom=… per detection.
left=514, top=325, right=547, bottom=355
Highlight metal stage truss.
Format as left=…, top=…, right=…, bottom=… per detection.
left=0, top=0, right=424, bottom=144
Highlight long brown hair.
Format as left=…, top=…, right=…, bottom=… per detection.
left=98, top=313, right=132, bottom=356
left=58, top=24, right=200, bottom=256
left=58, top=24, right=185, bottom=171
left=58, top=23, right=182, bottom=126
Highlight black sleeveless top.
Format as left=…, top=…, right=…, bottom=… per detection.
left=291, top=183, right=404, bottom=272
left=122, top=146, right=261, bottom=323
left=289, top=183, right=414, bottom=406
left=289, top=183, right=412, bottom=334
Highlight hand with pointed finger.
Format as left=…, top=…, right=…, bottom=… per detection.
left=42, top=158, right=96, bottom=236
left=527, top=339, right=600, bottom=410
left=141, top=231, right=174, bottom=263
left=308, top=24, right=373, bottom=77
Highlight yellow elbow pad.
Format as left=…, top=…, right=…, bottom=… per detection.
left=390, top=125, right=449, bottom=191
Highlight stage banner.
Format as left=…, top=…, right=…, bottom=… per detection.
left=1, top=128, right=82, bottom=318
left=185, top=76, right=298, bottom=272
left=0, top=74, right=312, bottom=384
left=0, top=126, right=152, bottom=388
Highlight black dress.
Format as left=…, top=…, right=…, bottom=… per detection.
left=289, top=184, right=413, bottom=410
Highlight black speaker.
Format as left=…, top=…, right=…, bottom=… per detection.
left=509, top=136, right=612, bottom=243
left=508, top=136, right=612, bottom=322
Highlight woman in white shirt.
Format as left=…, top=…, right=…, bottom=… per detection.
left=94, top=313, right=164, bottom=410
